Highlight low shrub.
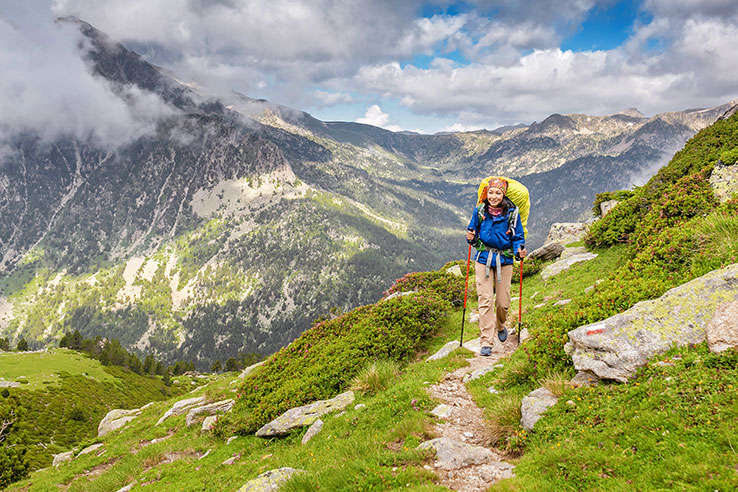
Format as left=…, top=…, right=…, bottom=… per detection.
left=350, top=359, right=401, bottom=396
left=218, top=292, right=451, bottom=435
left=591, top=190, right=636, bottom=218
left=384, top=270, right=465, bottom=305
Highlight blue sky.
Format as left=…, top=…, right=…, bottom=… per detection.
left=2, top=0, right=738, bottom=142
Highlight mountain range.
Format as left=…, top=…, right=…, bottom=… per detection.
left=0, top=17, right=734, bottom=368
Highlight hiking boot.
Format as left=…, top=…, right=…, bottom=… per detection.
left=480, top=346, right=492, bottom=356
left=497, top=327, right=508, bottom=342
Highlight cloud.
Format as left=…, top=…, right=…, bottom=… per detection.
left=0, top=2, right=174, bottom=148
left=313, top=90, right=353, bottom=107
left=356, top=105, right=402, bottom=131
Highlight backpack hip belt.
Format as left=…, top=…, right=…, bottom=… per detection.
left=483, top=247, right=512, bottom=283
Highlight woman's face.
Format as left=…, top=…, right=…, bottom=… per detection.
left=487, top=187, right=504, bottom=206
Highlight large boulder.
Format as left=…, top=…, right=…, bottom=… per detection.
left=237, top=468, right=306, bottom=492
left=529, top=242, right=565, bottom=261
left=599, top=199, right=620, bottom=217
left=185, top=399, right=235, bottom=427
left=706, top=301, right=738, bottom=353
left=520, top=387, right=558, bottom=431
left=709, top=159, right=738, bottom=202
left=545, top=222, right=588, bottom=246
left=565, top=263, right=738, bottom=382
left=52, top=450, right=74, bottom=467
left=255, top=391, right=354, bottom=437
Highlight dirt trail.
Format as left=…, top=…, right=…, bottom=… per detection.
left=426, top=344, right=516, bottom=491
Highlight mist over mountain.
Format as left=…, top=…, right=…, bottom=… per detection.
left=0, top=18, right=732, bottom=368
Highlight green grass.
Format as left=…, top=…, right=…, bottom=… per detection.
left=0, top=349, right=115, bottom=389
left=492, top=344, right=738, bottom=491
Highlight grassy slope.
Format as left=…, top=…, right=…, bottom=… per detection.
left=7, top=246, right=737, bottom=491
left=0, top=349, right=197, bottom=471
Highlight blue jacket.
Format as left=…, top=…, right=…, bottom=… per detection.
left=467, top=205, right=525, bottom=267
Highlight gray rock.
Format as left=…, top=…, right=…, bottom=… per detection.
left=201, top=415, right=218, bottom=432
left=446, top=264, right=463, bottom=277
left=462, top=366, right=495, bottom=383
left=383, top=290, right=418, bottom=301
left=565, top=263, right=738, bottom=382
left=185, top=399, right=235, bottom=427
left=559, top=246, right=588, bottom=260
left=426, top=340, right=460, bottom=361
left=417, top=437, right=493, bottom=469
left=529, top=242, right=565, bottom=261
left=199, top=449, right=212, bottom=460
left=301, top=418, right=324, bottom=445
left=520, top=387, right=558, bottom=431
left=462, top=337, right=481, bottom=353
left=519, top=327, right=530, bottom=343
left=115, top=483, right=136, bottom=492
left=545, top=223, right=588, bottom=246
left=541, top=252, right=598, bottom=281
left=77, top=443, right=104, bottom=457
left=709, top=159, right=738, bottom=202
left=430, top=404, right=453, bottom=419
left=98, top=408, right=142, bottom=437
left=234, top=360, right=266, bottom=382
left=223, top=455, right=239, bottom=465
left=354, top=403, right=366, bottom=410
left=469, top=311, right=480, bottom=324
left=599, top=199, right=620, bottom=217
left=554, top=299, right=572, bottom=307
left=52, top=450, right=74, bottom=467
left=156, top=396, right=206, bottom=426
left=255, top=391, right=354, bottom=437
left=237, top=468, right=306, bottom=492
left=706, top=301, right=738, bottom=353
left=488, top=386, right=499, bottom=394
left=569, top=371, right=600, bottom=388
left=0, top=380, right=21, bottom=388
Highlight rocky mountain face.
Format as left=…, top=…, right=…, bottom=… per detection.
left=0, top=18, right=732, bottom=368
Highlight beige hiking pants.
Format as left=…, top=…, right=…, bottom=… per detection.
left=474, top=261, right=512, bottom=348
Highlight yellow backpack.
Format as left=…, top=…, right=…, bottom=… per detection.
left=476, top=176, right=530, bottom=238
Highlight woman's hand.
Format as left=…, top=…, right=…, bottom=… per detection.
left=517, top=247, right=527, bottom=258
left=466, top=229, right=475, bottom=241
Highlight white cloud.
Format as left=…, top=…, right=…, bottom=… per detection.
left=0, top=2, right=174, bottom=147
left=356, top=105, right=402, bottom=131
left=313, top=90, right=353, bottom=107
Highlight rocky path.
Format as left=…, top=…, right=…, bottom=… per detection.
left=423, top=341, right=516, bottom=491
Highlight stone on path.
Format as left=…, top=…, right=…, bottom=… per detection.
left=237, top=468, right=306, bottom=492
left=462, top=366, right=496, bottom=383
left=430, top=404, right=453, bottom=419
left=156, top=396, right=206, bottom=426
left=566, top=263, right=738, bottom=382
left=706, top=301, right=738, bottom=353
left=255, top=391, right=354, bottom=437
left=541, top=252, right=598, bottom=281
left=185, top=399, right=235, bottom=427
left=301, top=418, right=324, bottom=445
left=520, top=387, right=558, bottom=431
left=462, top=337, right=481, bottom=353
left=418, top=437, right=493, bottom=469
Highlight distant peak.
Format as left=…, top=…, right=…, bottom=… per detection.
left=615, top=107, right=645, bottom=118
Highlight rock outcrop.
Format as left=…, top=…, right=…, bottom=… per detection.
left=300, top=419, right=324, bottom=445
left=156, top=396, right=206, bottom=426
left=237, top=468, right=306, bottom=492
left=544, top=222, right=589, bottom=245
left=185, top=399, right=235, bottom=427
left=541, top=251, right=598, bottom=281
left=565, top=263, right=738, bottom=382
left=520, top=387, right=558, bottom=431
left=52, top=450, right=74, bottom=467
left=255, top=391, right=354, bottom=437
left=98, top=407, right=146, bottom=437
left=599, top=199, right=620, bottom=217
left=709, top=159, right=738, bottom=202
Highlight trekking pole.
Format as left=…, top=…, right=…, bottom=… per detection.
left=460, top=243, right=472, bottom=347
left=517, top=259, right=524, bottom=345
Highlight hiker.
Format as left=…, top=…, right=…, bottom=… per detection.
left=465, top=177, right=526, bottom=356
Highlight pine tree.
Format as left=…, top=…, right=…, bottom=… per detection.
left=15, top=338, right=28, bottom=352
left=211, top=360, right=222, bottom=373
left=0, top=337, right=11, bottom=351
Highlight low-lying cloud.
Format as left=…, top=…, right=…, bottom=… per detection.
left=0, top=2, right=174, bottom=150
